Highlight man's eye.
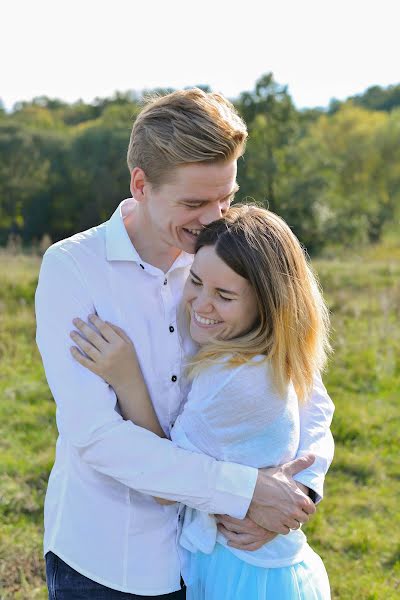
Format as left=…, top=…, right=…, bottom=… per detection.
left=219, top=295, right=233, bottom=302
left=185, top=203, right=203, bottom=209
left=223, top=196, right=234, bottom=208
left=190, top=278, right=201, bottom=286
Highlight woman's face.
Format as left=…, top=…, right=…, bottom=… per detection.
left=183, top=245, right=259, bottom=345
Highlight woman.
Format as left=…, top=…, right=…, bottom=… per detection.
left=70, top=205, right=332, bottom=599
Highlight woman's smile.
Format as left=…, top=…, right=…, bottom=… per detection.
left=192, top=310, right=223, bottom=328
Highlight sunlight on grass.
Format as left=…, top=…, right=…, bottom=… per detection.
left=0, top=242, right=399, bottom=599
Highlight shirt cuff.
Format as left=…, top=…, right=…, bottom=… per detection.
left=293, top=472, right=323, bottom=504
left=209, top=461, right=258, bottom=519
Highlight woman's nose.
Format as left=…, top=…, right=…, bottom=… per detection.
left=193, top=294, right=213, bottom=314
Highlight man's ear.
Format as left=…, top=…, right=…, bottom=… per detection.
left=130, top=167, right=147, bottom=202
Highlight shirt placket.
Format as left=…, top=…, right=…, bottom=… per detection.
left=160, top=273, right=183, bottom=434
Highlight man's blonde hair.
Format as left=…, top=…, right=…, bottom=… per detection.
left=127, top=88, right=248, bottom=186
left=187, top=205, right=332, bottom=402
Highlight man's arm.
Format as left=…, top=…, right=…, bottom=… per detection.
left=35, top=247, right=257, bottom=517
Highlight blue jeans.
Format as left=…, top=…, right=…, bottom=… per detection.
left=45, top=552, right=186, bottom=599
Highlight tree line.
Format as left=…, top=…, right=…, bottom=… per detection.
left=1, top=74, right=399, bottom=254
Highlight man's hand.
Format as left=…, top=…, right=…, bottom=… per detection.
left=215, top=515, right=277, bottom=551
left=248, top=454, right=316, bottom=534
left=295, top=482, right=311, bottom=497
left=215, top=481, right=312, bottom=551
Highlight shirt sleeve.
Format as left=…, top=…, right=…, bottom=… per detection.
left=173, top=360, right=305, bottom=470
left=292, top=373, right=335, bottom=503
left=35, top=247, right=257, bottom=517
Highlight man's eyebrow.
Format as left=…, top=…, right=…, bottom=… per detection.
left=181, top=183, right=240, bottom=204
left=190, top=269, right=238, bottom=296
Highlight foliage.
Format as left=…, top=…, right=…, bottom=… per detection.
left=276, top=104, right=400, bottom=250
left=236, top=73, right=299, bottom=209
left=349, top=83, right=400, bottom=113
left=0, top=124, right=50, bottom=240
left=0, top=76, right=399, bottom=252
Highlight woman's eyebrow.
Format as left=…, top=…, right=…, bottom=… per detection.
left=190, top=269, right=238, bottom=296
left=190, top=269, right=202, bottom=281
left=216, top=287, right=238, bottom=296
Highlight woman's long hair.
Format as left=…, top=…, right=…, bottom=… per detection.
left=186, top=205, right=331, bottom=402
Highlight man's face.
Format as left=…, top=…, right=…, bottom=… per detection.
left=142, top=160, right=238, bottom=254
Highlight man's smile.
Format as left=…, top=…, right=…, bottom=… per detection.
left=183, top=227, right=202, bottom=237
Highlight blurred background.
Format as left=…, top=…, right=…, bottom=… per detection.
left=1, top=1, right=399, bottom=598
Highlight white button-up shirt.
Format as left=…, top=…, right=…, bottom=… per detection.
left=35, top=199, right=334, bottom=595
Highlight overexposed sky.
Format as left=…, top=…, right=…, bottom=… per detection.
left=2, top=0, right=399, bottom=111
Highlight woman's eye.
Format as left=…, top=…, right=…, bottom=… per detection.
left=190, top=278, right=201, bottom=286
left=219, top=295, right=233, bottom=302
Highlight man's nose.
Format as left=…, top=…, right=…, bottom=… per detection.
left=199, top=201, right=228, bottom=225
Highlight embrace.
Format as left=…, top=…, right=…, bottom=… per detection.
left=35, top=89, right=334, bottom=599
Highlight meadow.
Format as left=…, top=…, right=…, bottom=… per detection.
left=0, top=239, right=399, bottom=599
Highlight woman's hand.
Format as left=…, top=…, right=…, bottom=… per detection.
left=215, top=515, right=277, bottom=551
left=70, top=314, right=141, bottom=392
left=70, top=314, right=165, bottom=438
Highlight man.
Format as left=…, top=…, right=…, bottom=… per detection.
left=35, top=89, right=334, bottom=599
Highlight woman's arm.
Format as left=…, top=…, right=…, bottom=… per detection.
left=70, top=314, right=165, bottom=438
left=293, top=373, right=335, bottom=503
left=114, top=380, right=176, bottom=504
left=70, top=315, right=175, bottom=504
left=113, top=375, right=165, bottom=439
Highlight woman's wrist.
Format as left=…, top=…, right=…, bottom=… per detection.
left=113, top=379, right=136, bottom=399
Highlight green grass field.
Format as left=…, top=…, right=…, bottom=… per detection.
left=0, top=241, right=399, bottom=599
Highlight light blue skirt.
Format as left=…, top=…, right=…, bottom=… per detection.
left=185, top=543, right=331, bottom=600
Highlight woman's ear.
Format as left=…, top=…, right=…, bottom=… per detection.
left=130, top=167, right=147, bottom=202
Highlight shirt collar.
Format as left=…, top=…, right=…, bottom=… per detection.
left=106, top=199, right=142, bottom=263
left=105, top=198, right=193, bottom=272
left=169, top=249, right=193, bottom=272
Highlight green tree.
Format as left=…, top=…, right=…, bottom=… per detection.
left=62, top=122, right=131, bottom=236
left=236, top=73, right=298, bottom=208
left=0, top=123, right=50, bottom=243
left=367, top=108, right=400, bottom=241
left=284, top=104, right=393, bottom=247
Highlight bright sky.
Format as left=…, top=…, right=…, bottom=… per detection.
left=2, top=0, right=399, bottom=111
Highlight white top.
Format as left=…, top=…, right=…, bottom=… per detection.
left=172, top=357, right=311, bottom=569
left=35, top=198, right=334, bottom=595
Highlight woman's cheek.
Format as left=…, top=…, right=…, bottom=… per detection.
left=218, top=302, right=231, bottom=321
left=221, top=307, right=240, bottom=335
left=182, top=280, right=192, bottom=305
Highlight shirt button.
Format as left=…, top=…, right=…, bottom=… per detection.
left=169, top=325, right=175, bottom=333
left=164, top=278, right=168, bottom=285
left=171, top=375, right=177, bottom=382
